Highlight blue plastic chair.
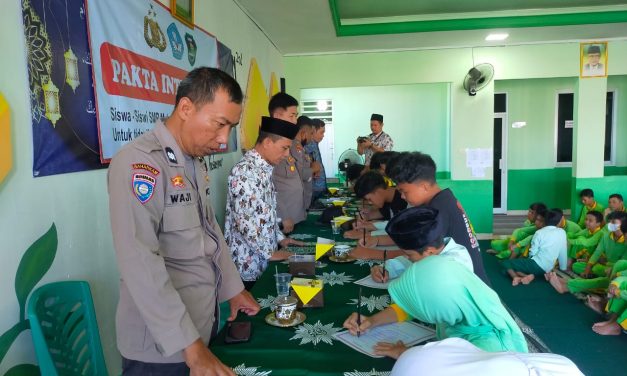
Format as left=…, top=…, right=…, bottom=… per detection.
left=27, top=281, right=109, bottom=375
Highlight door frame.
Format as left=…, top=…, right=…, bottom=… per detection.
left=494, top=93, right=508, bottom=214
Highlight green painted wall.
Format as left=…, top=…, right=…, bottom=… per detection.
left=301, top=83, right=450, bottom=174
left=508, top=168, right=572, bottom=209
left=439, top=179, right=493, bottom=234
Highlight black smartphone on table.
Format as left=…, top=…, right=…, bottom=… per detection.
left=224, top=321, right=252, bottom=344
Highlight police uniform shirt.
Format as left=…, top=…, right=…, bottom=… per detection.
left=108, top=120, right=244, bottom=363
left=272, top=140, right=306, bottom=224
left=293, top=141, right=314, bottom=212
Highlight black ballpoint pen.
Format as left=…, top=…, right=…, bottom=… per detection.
left=357, top=287, right=362, bottom=337
left=382, top=250, right=387, bottom=283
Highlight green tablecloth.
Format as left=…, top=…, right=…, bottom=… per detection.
left=212, top=211, right=395, bottom=376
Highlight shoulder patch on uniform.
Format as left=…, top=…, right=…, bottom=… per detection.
left=165, top=147, right=178, bottom=163
left=132, top=173, right=156, bottom=204
left=132, top=163, right=160, bottom=176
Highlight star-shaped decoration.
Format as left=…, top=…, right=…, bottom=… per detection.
left=320, top=271, right=354, bottom=286
left=347, top=294, right=391, bottom=312
left=344, top=369, right=390, bottom=376
left=232, top=363, right=272, bottom=376
left=355, top=259, right=384, bottom=268
left=256, top=295, right=277, bottom=311
left=290, top=320, right=341, bottom=346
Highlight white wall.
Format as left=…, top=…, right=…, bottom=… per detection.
left=0, top=0, right=283, bottom=373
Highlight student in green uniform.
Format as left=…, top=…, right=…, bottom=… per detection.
left=591, top=276, right=627, bottom=335
left=549, top=212, right=627, bottom=294
left=573, top=212, right=627, bottom=276
left=576, top=188, right=605, bottom=228
left=343, top=256, right=528, bottom=354
left=592, top=247, right=627, bottom=335
left=567, top=211, right=604, bottom=270
left=603, top=193, right=625, bottom=220
left=555, top=208, right=582, bottom=237
left=488, top=203, right=546, bottom=259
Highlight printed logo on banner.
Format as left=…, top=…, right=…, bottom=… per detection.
left=133, top=173, right=156, bottom=204
left=143, top=5, right=167, bottom=52
left=167, top=23, right=184, bottom=60
left=185, top=33, right=197, bottom=66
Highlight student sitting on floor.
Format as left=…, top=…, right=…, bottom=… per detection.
left=501, top=209, right=567, bottom=286
left=490, top=205, right=549, bottom=260
left=548, top=212, right=627, bottom=295
left=603, top=193, right=625, bottom=220
left=343, top=256, right=528, bottom=357
left=567, top=210, right=604, bottom=271
left=369, top=206, right=473, bottom=282
left=592, top=262, right=627, bottom=336
left=555, top=208, right=582, bottom=238
left=488, top=202, right=547, bottom=260
left=576, top=188, right=604, bottom=228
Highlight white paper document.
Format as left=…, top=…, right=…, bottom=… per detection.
left=354, top=275, right=389, bottom=289
left=333, top=321, right=436, bottom=358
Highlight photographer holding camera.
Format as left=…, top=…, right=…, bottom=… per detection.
left=357, top=113, right=394, bottom=166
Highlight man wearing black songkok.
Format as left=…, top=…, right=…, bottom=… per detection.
left=357, top=113, right=394, bottom=166
left=225, top=117, right=304, bottom=289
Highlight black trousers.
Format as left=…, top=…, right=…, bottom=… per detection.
left=122, top=357, right=189, bottom=376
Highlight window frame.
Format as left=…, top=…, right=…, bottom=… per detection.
left=553, top=89, right=616, bottom=167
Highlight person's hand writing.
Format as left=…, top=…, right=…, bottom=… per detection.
left=184, top=340, right=235, bottom=376
left=358, top=236, right=378, bottom=248
left=370, top=265, right=388, bottom=283
left=343, top=312, right=372, bottom=336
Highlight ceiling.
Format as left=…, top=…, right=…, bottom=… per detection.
left=233, top=0, right=627, bottom=55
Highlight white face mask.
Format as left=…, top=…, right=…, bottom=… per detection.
left=608, top=223, right=620, bottom=232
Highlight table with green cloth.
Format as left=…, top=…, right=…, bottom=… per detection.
left=212, top=209, right=397, bottom=376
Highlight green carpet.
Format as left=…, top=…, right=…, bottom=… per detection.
left=481, top=240, right=627, bottom=376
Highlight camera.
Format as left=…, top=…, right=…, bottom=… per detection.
left=357, top=136, right=368, bottom=143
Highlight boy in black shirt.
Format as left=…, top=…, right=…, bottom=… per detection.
left=385, top=152, right=489, bottom=284
left=345, top=171, right=408, bottom=240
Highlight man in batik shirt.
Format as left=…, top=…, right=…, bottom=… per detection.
left=225, top=116, right=304, bottom=289
left=357, top=113, right=394, bottom=166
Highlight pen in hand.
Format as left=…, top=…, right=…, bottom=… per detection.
left=382, top=250, right=387, bottom=283
left=357, top=287, right=362, bottom=337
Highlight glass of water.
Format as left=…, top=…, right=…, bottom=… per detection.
left=331, top=218, right=341, bottom=235
left=275, top=272, right=292, bottom=296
